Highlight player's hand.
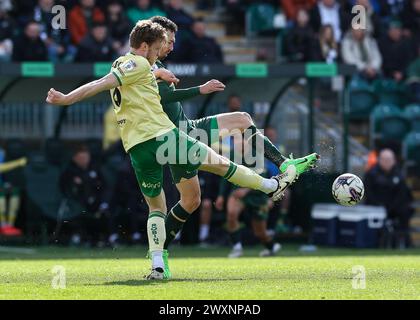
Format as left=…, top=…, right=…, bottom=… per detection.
left=199, top=79, right=225, bottom=94
left=19, top=157, right=28, bottom=167
left=215, top=196, right=224, bottom=211
left=154, top=68, right=179, bottom=85
left=46, top=88, right=69, bottom=106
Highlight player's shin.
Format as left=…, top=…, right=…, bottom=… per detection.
left=147, top=211, right=166, bottom=271
left=246, top=125, right=284, bottom=167
left=224, top=162, right=278, bottom=194
left=164, top=202, right=190, bottom=249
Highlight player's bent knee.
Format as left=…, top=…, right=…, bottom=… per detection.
left=240, top=112, right=253, bottom=127
left=181, top=195, right=201, bottom=213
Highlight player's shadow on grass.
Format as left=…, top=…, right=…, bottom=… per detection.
left=104, top=278, right=245, bottom=286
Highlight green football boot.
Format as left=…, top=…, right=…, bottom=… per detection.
left=146, top=250, right=172, bottom=280
left=162, top=249, right=172, bottom=279
left=280, top=153, right=320, bottom=176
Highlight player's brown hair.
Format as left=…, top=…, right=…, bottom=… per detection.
left=129, top=20, right=166, bottom=49
left=150, top=16, right=178, bottom=33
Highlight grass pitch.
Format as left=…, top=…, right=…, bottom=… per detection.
left=0, top=245, right=419, bottom=300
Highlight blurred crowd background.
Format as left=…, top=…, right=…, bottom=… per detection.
left=0, top=0, right=419, bottom=250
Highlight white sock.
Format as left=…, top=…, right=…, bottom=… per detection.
left=199, top=224, right=210, bottom=241
left=261, top=178, right=278, bottom=193
left=233, top=242, right=243, bottom=251
left=151, top=250, right=164, bottom=270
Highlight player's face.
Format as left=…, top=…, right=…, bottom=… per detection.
left=159, top=31, right=175, bottom=60
left=146, top=40, right=164, bottom=65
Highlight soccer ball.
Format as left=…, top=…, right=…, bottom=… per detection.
left=332, top=173, right=364, bottom=206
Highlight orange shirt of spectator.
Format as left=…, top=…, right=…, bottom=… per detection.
left=365, top=150, right=378, bottom=171
left=69, top=5, right=105, bottom=45
left=281, top=0, right=317, bottom=20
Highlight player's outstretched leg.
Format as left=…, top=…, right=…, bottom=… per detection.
left=215, top=113, right=320, bottom=175
left=199, top=146, right=297, bottom=201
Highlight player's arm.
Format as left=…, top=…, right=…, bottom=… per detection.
left=46, top=73, right=120, bottom=106
left=0, top=157, right=27, bottom=174
left=159, top=79, right=225, bottom=104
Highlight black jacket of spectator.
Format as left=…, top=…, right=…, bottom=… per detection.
left=12, top=34, right=47, bottom=61
left=59, top=160, right=108, bottom=214
left=400, top=2, right=420, bottom=46
left=285, top=26, right=315, bottom=62
left=166, top=5, right=194, bottom=31
left=364, top=164, right=413, bottom=225
left=75, top=34, right=115, bottom=62
left=378, top=35, right=414, bottom=78
left=0, top=14, right=15, bottom=41
left=180, top=34, right=223, bottom=63
left=309, top=3, right=351, bottom=38
left=106, top=12, right=131, bottom=45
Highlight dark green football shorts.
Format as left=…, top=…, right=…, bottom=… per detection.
left=169, top=116, right=219, bottom=184
left=129, top=128, right=208, bottom=197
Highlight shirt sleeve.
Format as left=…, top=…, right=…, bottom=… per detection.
left=159, top=84, right=201, bottom=104
left=112, top=57, right=149, bottom=86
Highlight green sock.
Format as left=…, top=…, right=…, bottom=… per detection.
left=229, top=228, right=242, bottom=245
left=247, top=125, right=283, bottom=167
left=164, top=202, right=190, bottom=249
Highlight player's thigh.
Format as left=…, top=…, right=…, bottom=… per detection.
left=129, top=141, right=164, bottom=201
left=198, top=145, right=230, bottom=176
left=216, top=112, right=253, bottom=135
left=190, top=116, right=219, bottom=147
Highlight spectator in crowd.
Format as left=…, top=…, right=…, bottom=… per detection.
left=180, top=19, right=223, bottom=63
left=281, top=0, right=316, bottom=21
left=59, top=145, right=110, bottom=246
left=108, top=156, right=148, bottom=246
left=285, top=9, right=314, bottom=62
left=310, top=24, right=339, bottom=62
left=353, top=0, right=382, bottom=38
left=126, top=0, right=166, bottom=26
left=26, top=0, right=76, bottom=62
left=364, top=148, right=414, bottom=248
left=165, top=0, right=194, bottom=31
left=379, top=20, right=414, bottom=82
left=406, top=43, right=420, bottom=102
left=341, top=28, right=382, bottom=80
left=379, top=0, right=405, bottom=20
left=68, top=0, right=105, bottom=45
left=12, top=21, right=48, bottom=61
left=400, top=0, right=420, bottom=45
left=105, top=1, right=132, bottom=56
left=309, top=0, right=351, bottom=42
left=75, top=23, right=115, bottom=62
left=0, top=6, right=14, bottom=61
left=224, top=0, right=247, bottom=35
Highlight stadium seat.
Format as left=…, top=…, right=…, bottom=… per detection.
left=373, top=79, right=407, bottom=107
left=403, top=132, right=420, bottom=164
left=349, top=82, right=378, bottom=119
left=370, top=104, right=411, bottom=142
left=246, top=4, right=275, bottom=37
left=403, top=104, right=420, bottom=131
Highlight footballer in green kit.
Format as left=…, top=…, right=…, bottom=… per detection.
left=46, top=20, right=298, bottom=281
left=150, top=16, right=320, bottom=278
